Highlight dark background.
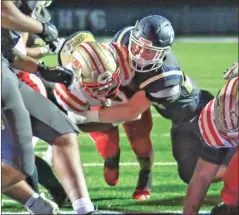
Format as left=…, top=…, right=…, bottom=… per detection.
left=47, top=0, right=238, bottom=37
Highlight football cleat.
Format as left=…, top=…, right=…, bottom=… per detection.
left=103, top=150, right=120, bottom=186
left=132, top=169, right=152, bottom=200
left=27, top=193, right=60, bottom=214
left=132, top=189, right=151, bottom=200
left=104, top=167, right=119, bottom=186
left=211, top=202, right=239, bottom=215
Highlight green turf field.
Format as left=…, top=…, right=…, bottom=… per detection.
left=1, top=39, right=238, bottom=214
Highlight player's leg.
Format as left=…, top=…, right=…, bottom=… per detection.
left=1, top=63, right=59, bottom=213
left=171, top=117, right=204, bottom=184
left=89, top=127, right=120, bottom=186
left=211, top=151, right=239, bottom=215
left=123, top=108, right=153, bottom=200
left=35, top=155, right=69, bottom=206
left=19, top=83, right=98, bottom=214
left=4, top=180, right=59, bottom=214
left=221, top=151, right=239, bottom=206
left=1, top=63, right=35, bottom=190
left=25, top=165, right=39, bottom=193
left=171, top=117, right=234, bottom=184
left=17, top=72, right=69, bottom=205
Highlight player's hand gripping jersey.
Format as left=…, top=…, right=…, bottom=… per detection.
left=113, top=26, right=202, bottom=122
left=199, top=62, right=239, bottom=148
left=54, top=32, right=134, bottom=121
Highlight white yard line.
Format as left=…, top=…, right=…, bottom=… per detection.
left=82, top=161, right=177, bottom=167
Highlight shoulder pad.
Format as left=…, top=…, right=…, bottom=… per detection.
left=112, top=26, right=134, bottom=47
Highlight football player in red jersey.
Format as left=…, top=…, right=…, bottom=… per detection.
left=18, top=29, right=154, bottom=201
left=183, top=62, right=238, bottom=215
left=54, top=38, right=154, bottom=200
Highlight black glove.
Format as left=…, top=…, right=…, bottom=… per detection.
left=37, top=22, right=58, bottom=50
left=37, top=63, right=74, bottom=88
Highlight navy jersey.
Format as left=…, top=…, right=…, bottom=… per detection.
left=113, top=27, right=202, bottom=122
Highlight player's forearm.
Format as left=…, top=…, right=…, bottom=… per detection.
left=87, top=103, right=138, bottom=123
left=1, top=1, right=43, bottom=34
left=86, top=90, right=151, bottom=123
left=11, top=49, right=39, bottom=73
left=26, top=47, right=43, bottom=59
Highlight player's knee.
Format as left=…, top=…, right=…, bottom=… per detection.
left=23, top=165, right=35, bottom=178
left=178, top=166, right=194, bottom=184
left=53, top=133, right=78, bottom=146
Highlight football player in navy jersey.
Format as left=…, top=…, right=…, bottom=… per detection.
left=85, top=15, right=235, bottom=191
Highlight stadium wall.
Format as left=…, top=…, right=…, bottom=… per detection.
left=48, top=0, right=238, bottom=37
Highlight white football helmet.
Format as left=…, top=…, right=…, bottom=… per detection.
left=70, top=42, right=121, bottom=101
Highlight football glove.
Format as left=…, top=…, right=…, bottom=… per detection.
left=37, top=64, right=74, bottom=88
left=223, top=62, right=238, bottom=80
left=37, top=22, right=58, bottom=50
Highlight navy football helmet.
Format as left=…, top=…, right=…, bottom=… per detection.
left=129, top=15, right=174, bottom=72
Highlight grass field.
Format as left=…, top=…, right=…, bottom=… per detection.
left=1, top=38, right=238, bottom=214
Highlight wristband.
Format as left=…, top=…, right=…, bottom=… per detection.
left=86, top=110, right=100, bottom=122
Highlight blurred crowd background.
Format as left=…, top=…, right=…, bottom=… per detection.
left=47, top=0, right=238, bottom=37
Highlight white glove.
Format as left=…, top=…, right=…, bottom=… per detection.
left=67, top=111, right=89, bottom=124
left=223, top=62, right=238, bottom=80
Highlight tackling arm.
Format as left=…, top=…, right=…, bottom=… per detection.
left=183, top=158, right=220, bottom=214
left=1, top=1, right=43, bottom=34
left=11, top=48, right=39, bottom=73
left=86, top=90, right=152, bottom=123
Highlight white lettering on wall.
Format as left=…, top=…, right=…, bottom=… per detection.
left=75, top=10, right=88, bottom=29
left=58, top=9, right=73, bottom=29
left=89, top=10, right=106, bottom=30
left=51, top=9, right=107, bottom=32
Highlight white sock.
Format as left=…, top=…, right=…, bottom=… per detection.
left=72, top=198, right=94, bottom=215
left=25, top=193, right=39, bottom=209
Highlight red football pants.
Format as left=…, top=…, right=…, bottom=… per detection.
left=17, top=71, right=47, bottom=97
left=221, top=150, right=239, bottom=206
left=89, top=108, right=153, bottom=159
